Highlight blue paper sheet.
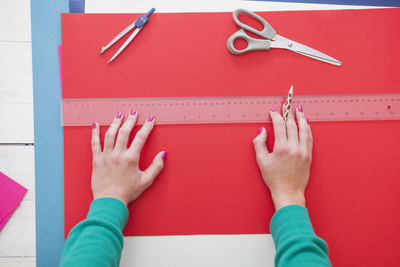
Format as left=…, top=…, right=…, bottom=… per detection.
left=251, top=0, right=400, bottom=7
left=31, top=0, right=68, bottom=266
left=69, top=0, right=85, bottom=13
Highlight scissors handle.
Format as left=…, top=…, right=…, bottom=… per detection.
left=232, top=9, right=276, bottom=40
left=227, top=29, right=271, bottom=55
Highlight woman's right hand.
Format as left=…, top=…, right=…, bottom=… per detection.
left=253, top=105, right=313, bottom=211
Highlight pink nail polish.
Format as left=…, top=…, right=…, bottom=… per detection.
left=116, top=112, right=122, bottom=119
left=271, top=108, right=277, bottom=112
left=147, top=115, right=155, bottom=122
left=162, top=151, right=167, bottom=160
left=92, top=122, right=96, bottom=129
left=298, top=106, right=303, bottom=112
left=258, top=127, right=263, bottom=134
left=130, top=108, right=137, bottom=115
left=307, top=118, right=310, bottom=124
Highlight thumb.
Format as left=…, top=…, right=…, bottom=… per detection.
left=142, top=151, right=166, bottom=187
left=253, top=127, right=269, bottom=161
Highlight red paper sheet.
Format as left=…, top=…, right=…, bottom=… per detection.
left=62, top=9, right=400, bottom=266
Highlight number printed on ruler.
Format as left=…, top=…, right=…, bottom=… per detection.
left=62, top=94, right=400, bottom=126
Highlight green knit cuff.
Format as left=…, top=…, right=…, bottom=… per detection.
left=87, top=197, right=129, bottom=231
left=270, top=205, right=315, bottom=246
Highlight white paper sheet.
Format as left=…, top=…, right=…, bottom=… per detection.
left=86, top=0, right=373, bottom=13
left=122, top=234, right=275, bottom=267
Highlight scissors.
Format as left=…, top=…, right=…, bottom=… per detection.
left=227, top=9, right=341, bottom=66
left=100, top=8, right=155, bottom=63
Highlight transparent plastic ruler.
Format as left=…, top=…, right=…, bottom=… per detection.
left=62, top=93, right=400, bottom=126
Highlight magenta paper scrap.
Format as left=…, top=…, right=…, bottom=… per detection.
left=0, top=171, right=28, bottom=231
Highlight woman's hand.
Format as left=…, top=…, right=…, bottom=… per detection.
left=253, top=105, right=313, bottom=211
left=91, top=110, right=166, bottom=206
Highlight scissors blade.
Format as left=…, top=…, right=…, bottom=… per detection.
left=108, top=27, right=141, bottom=63
left=100, top=20, right=137, bottom=54
left=273, top=35, right=342, bottom=66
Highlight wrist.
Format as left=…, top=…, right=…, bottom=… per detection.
left=271, top=191, right=305, bottom=211
left=93, top=193, right=128, bottom=206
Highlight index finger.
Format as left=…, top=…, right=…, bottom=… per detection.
left=295, top=106, right=312, bottom=153
left=270, top=108, right=287, bottom=148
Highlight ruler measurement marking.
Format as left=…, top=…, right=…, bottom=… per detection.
left=62, top=94, right=400, bottom=126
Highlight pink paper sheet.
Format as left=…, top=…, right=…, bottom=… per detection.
left=58, top=45, right=63, bottom=94
left=0, top=171, right=27, bottom=231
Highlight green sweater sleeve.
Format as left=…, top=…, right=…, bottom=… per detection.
left=60, top=197, right=128, bottom=267
left=270, top=205, right=331, bottom=267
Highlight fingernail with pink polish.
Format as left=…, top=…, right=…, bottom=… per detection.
left=307, top=118, right=310, bottom=124
left=258, top=127, right=263, bottom=134
left=116, top=112, right=122, bottom=119
left=162, top=151, right=167, bottom=160
left=271, top=108, right=277, bottom=112
left=298, top=106, right=303, bottom=112
left=92, top=122, right=97, bottom=129
left=147, top=115, right=155, bottom=122
left=130, top=108, right=137, bottom=116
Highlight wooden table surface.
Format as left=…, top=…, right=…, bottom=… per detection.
left=0, top=1, right=35, bottom=266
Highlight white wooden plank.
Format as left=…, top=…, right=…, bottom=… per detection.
left=0, top=42, right=32, bottom=83
left=0, top=42, right=34, bottom=143
left=121, top=234, right=275, bottom=267
left=0, top=200, right=36, bottom=257
left=0, top=146, right=35, bottom=200
left=0, top=258, right=35, bottom=267
left=0, top=0, right=31, bottom=42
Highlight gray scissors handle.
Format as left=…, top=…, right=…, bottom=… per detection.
left=232, top=9, right=276, bottom=40
left=227, top=29, right=271, bottom=55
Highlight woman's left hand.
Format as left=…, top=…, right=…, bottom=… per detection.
left=91, top=110, right=166, bottom=206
